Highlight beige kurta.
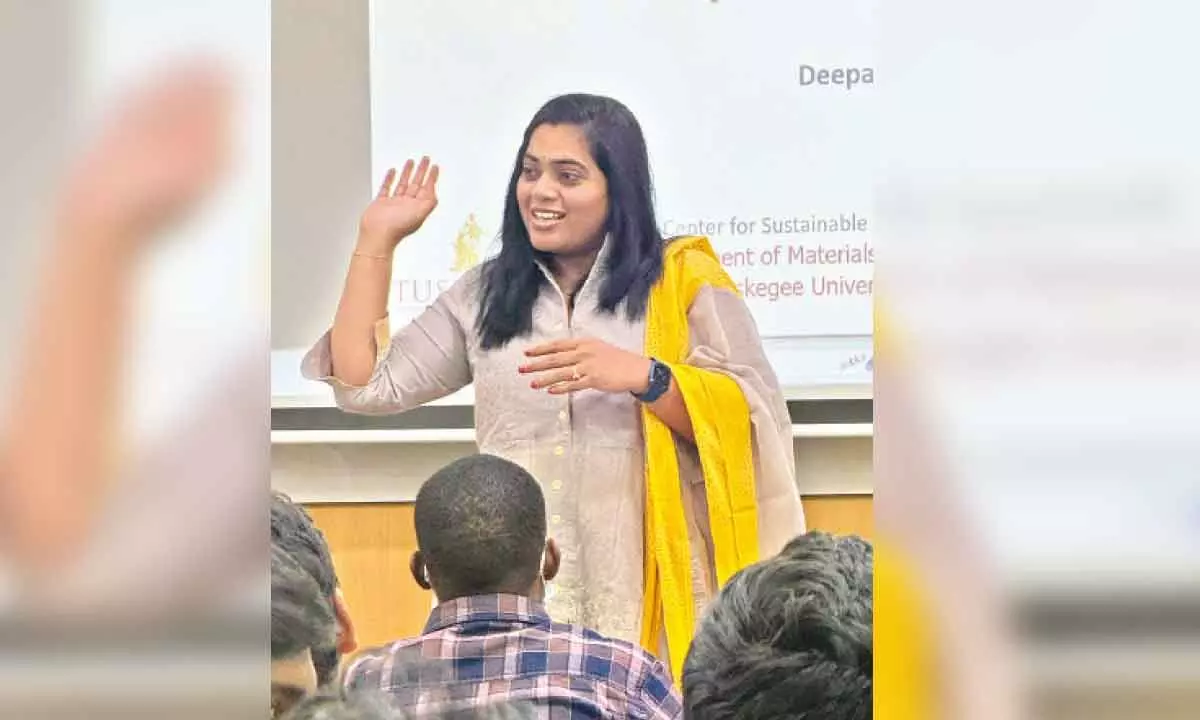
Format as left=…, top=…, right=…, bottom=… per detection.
left=302, top=242, right=804, bottom=646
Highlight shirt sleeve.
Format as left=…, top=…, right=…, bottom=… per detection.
left=300, top=273, right=475, bottom=415
left=640, top=658, right=685, bottom=719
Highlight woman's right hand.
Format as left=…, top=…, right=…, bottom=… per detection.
left=357, top=156, right=440, bottom=255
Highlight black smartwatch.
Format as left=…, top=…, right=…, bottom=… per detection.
left=633, top=357, right=672, bottom=403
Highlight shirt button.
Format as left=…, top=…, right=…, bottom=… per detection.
left=553, top=446, right=565, bottom=456
left=551, top=514, right=562, bottom=525
left=558, top=410, right=568, bottom=422
left=551, top=480, right=563, bottom=491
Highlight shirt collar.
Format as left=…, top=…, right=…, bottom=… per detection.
left=533, top=233, right=614, bottom=305
left=423, top=593, right=551, bottom=635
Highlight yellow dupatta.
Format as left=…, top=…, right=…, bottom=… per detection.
left=639, top=236, right=762, bottom=679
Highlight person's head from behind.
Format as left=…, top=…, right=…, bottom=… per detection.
left=411, top=454, right=558, bottom=603
left=272, top=491, right=358, bottom=685
left=272, top=545, right=337, bottom=718
left=479, top=93, right=664, bottom=349
left=682, top=532, right=873, bottom=720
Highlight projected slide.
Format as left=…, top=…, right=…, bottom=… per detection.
left=366, top=0, right=876, bottom=395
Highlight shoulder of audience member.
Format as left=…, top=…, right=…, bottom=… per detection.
left=339, top=643, right=408, bottom=689
left=558, top=621, right=676, bottom=689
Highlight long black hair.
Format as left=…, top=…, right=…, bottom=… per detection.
left=476, top=94, right=666, bottom=350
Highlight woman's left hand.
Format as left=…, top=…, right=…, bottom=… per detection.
left=520, top=337, right=652, bottom=395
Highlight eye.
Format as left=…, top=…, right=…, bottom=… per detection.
left=558, top=170, right=582, bottom=185
left=520, top=165, right=538, bottom=181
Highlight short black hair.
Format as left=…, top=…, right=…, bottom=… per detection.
left=413, top=454, right=546, bottom=599
left=272, top=491, right=340, bottom=685
left=682, top=532, right=873, bottom=720
left=272, top=544, right=336, bottom=661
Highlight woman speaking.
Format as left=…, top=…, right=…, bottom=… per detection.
left=303, top=94, right=804, bottom=676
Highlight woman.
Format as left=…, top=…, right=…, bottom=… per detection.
left=303, top=94, right=804, bottom=675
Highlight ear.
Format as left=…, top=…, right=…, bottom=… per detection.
left=410, top=551, right=432, bottom=591
left=543, top=539, right=561, bottom=583
left=332, top=589, right=357, bottom=655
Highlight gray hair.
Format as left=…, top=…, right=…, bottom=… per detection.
left=272, top=544, right=336, bottom=661
left=682, top=532, right=873, bottom=720
left=271, top=491, right=341, bottom=684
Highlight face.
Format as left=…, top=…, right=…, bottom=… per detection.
left=517, top=123, right=609, bottom=257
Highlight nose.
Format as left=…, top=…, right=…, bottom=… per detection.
left=531, top=173, right=559, bottom=203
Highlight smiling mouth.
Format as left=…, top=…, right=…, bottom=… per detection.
left=529, top=209, right=566, bottom=231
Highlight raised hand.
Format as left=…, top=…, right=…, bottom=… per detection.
left=358, top=157, right=440, bottom=254
left=60, top=63, right=232, bottom=255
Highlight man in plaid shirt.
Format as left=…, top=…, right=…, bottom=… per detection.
left=343, top=454, right=682, bottom=719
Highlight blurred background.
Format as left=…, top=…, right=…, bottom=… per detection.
left=0, top=1, right=267, bottom=717
left=877, top=1, right=1200, bottom=718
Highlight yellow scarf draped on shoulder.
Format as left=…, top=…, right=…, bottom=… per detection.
left=639, top=235, right=762, bottom=679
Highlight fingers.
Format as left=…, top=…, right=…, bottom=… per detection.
left=525, top=339, right=579, bottom=357
left=393, top=158, right=415, bottom=196
left=418, top=163, right=440, bottom=198
left=376, top=168, right=396, bottom=198
left=546, top=379, right=587, bottom=395
left=385, top=157, right=437, bottom=199
left=406, top=156, right=431, bottom=197
left=519, top=351, right=580, bottom=374
left=529, top=367, right=581, bottom=391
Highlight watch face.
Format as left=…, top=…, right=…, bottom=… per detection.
left=651, top=360, right=671, bottom=389
left=636, top=359, right=671, bottom=401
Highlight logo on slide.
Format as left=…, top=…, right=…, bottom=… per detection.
left=452, top=213, right=485, bottom=272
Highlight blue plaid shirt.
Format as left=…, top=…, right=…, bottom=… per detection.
left=344, top=594, right=682, bottom=719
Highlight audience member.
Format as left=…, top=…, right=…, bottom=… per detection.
left=272, top=491, right=358, bottom=685
left=682, top=532, right=872, bottom=720
left=284, top=688, right=533, bottom=719
left=273, top=544, right=337, bottom=718
left=344, top=454, right=682, bottom=719
left=282, top=689, right=402, bottom=719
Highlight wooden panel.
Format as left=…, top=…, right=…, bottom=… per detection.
left=307, top=495, right=874, bottom=649
left=305, top=503, right=431, bottom=648
left=801, top=494, right=874, bottom=540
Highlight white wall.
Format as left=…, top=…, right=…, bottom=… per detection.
left=274, top=437, right=872, bottom=503
left=272, top=0, right=373, bottom=350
